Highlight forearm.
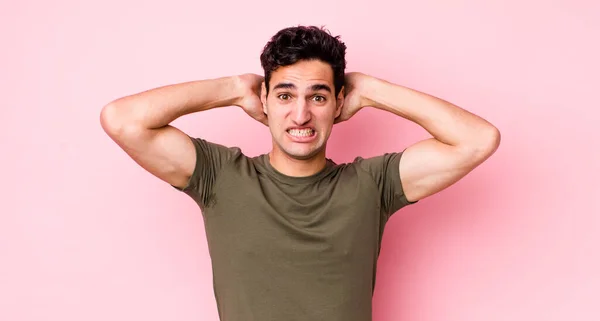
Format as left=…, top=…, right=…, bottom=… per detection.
left=364, top=77, right=499, bottom=149
left=104, top=76, right=241, bottom=130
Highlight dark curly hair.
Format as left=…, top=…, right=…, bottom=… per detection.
left=260, top=25, right=347, bottom=96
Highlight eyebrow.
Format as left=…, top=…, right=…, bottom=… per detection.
left=272, top=82, right=332, bottom=93
left=310, top=84, right=332, bottom=93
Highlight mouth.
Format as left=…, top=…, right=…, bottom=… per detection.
left=285, top=127, right=317, bottom=142
left=286, top=128, right=316, bottom=137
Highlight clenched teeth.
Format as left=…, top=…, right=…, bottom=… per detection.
left=287, top=129, right=315, bottom=137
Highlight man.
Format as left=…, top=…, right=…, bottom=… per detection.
left=100, top=26, right=500, bottom=321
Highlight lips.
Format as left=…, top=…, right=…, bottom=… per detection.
left=285, top=127, right=317, bottom=142
left=287, top=127, right=315, bottom=137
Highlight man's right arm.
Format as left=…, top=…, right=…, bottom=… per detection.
left=99, top=75, right=264, bottom=189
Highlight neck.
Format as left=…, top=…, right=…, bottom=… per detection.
left=268, top=148, right=327, bottom=177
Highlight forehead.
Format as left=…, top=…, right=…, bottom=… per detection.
left=269, top=60, right=334, bottom=90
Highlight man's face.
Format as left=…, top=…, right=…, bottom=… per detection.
left=261, top=59, right=344, bottom=161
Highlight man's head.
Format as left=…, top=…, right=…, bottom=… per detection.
left=259, top=26, right=347, bottom=161
left=260, top=26, right=347, bottom=97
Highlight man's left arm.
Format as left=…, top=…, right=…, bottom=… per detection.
left=342, top=72, right=501, bottom=203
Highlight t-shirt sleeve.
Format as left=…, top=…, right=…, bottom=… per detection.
left=353, top=151, right=417, bottom=218
left=173, top=136, right=239, bottom=209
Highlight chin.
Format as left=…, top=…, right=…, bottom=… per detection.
left=286, top=152, right=317, bottom=161
left=280, top=145, right=323, bottom=160
left=272, top=131, right=328, bottom=160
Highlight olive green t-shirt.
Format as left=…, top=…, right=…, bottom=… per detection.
left=176, top=137, right=416, bottom=321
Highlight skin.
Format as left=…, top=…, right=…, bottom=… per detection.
left=258, top=59, right=501, bottom=202
left=340, top=72, right=501, bottom=202
left=260, top=59, right=344, bottom=177
left=100, top=59, right=500, bottom=204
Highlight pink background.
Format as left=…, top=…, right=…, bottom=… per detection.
left=2, top=0, right=599, bottom=320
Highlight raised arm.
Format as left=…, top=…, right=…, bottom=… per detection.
left=100, top=74, right=266, bottom=189
left=338, top=72, right=501, bottom=203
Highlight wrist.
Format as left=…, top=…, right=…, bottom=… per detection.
left=230, top=73, right=262, bottom=108
left=226, top=75, right=246, bottom=108
left=358, top=74, right=381, bottom=109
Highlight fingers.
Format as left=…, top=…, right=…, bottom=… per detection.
left=256, top=113, right=269, bottom=126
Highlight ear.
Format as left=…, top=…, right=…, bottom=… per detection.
left=261, top=81, right=268, bottom=114
left=335, top=86, right=345, bottom=118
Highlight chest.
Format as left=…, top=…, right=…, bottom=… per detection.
left=202, top=171, right=383, bottom=270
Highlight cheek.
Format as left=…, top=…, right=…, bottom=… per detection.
left=315, top=107, right=337, bottom=122
left=268, top=108, right=285, bottom=120
left=267, top=109, right=287, bottom=128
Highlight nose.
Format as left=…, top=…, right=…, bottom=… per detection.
left=292, top=99, right=311, bottom=125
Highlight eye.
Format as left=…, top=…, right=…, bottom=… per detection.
left=278, top=94, right=291, bottom=100
left=313, top=95, right=326, bottom=102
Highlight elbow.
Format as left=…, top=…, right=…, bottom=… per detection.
left=100, top=103, right=119, bottom=135
left=473, top=126, right=501, bottom=160
left=100, top=102, right=145, bottom=141
left=458, top=125, right=501, bottom=163
left=485, top=126, right=501, bottom=153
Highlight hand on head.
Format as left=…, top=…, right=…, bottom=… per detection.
left=334, top=72, right=369, bottom=124
left=235, top=73, right=269, bottom=126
